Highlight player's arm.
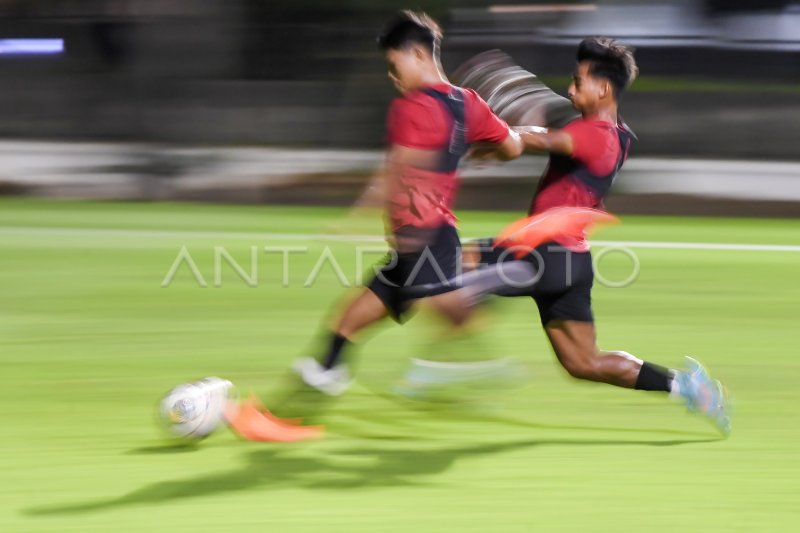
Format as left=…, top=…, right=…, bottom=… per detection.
left=517, top=128, right=573, bottom=156
left=351, top=144, right=439, bottom=209
left=492, top=128, right=524, bottom=160
left=469, top=127, right=523, bottom=161
left=465, top=91, right=524, bottom=162
left=351, top=170, right=386, bottom=209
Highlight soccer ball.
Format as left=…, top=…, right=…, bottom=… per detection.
left=159, top=377, right=234, bottom=440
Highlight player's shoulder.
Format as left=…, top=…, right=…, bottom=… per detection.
left=400, top=84, right=479, bottom=102
left=564, top=117, right=601, bottom=129
left=455, top=86, right=489, bottom=107
left=564, top=118, right=618, bottom=137
left=391, top=89, right=442, bottom=115
left=399, top=84, right=447, bottom=102
left=618, top=118, right=638, bottom=141
left=458, top=86, right=481, bottom=100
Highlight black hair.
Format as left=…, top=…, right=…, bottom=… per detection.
left=576, top=37, right=638, bottom=97
left=377, top=10, right=442, bottom=56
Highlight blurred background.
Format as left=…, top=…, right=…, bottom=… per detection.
left=0, top=0, right=798, bottom=215
left=3, top=5, right=800, bottom=530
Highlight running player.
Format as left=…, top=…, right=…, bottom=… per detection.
left=401, top=37, right=731, bottom=435
left=292, top=10, right=523, bottom=394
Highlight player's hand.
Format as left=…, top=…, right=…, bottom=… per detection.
left=512, top=125, right=548, bottom=134
left=468, top=146, right=497, bottom=160
left=466, top=146, right=501, bottom=169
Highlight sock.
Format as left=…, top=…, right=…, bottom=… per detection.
left=321, top=333, right=350, bottom=370
left=669, top=376, right=682, bottom=400
left=634, top=361, right=673, bottom=392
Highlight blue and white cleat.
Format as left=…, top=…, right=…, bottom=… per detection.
left=677, top=356, right=731, bottom=437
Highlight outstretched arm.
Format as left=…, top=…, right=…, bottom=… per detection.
left=351, top=144, right=440, bottom=209
left=468, top=128, right=523, bottom=162
left=492, top=128, right=524, bottom=161
left=517, top=127, right=573, bottom=156
left=352, top=170, right=385, bottom=210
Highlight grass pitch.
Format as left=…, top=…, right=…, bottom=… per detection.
left=1, top=198, right=799, bottom=532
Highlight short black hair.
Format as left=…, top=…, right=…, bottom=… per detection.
left=577, top=37, right=638, bottom=97
left=377, top=10, right=442, bottom=56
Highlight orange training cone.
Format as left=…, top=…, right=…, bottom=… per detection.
left=495, top=207, right=618, bottom=257
left=224, top=394, right=324, bottom=442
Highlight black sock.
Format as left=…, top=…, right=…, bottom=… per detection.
left=321, top=333, right=350, bottom=369
left=634, top=361, right=673, bottom=392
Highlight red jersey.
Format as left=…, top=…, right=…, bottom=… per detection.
left=531, top=118, right=631, bottom=214
left=530, top=118, right=632, bottom=251
left=385, top=82, right=510, bottom=231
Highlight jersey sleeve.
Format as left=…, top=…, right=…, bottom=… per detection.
left=386, top=98, right=447, bottom=149
left=563, top=120, right=609, bottom=165
left=464, top=89, right=511, bottom=144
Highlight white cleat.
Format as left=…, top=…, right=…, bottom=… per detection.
left=292, top=357, right=352, bottom=396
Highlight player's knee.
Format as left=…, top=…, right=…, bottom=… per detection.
left=561, top=356, right=600, bottom=381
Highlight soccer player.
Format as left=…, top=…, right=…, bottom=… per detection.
left=292, top=11, right=523, bottom=394
left=401, top=38, right=731, bottom=435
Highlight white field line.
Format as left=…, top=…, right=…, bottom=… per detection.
left=1, top=226, right=800, bottom=252
left=589, top=240, right=800, bottom=253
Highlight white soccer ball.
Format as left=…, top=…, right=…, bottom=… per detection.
left=159, top=377, right=234, bottom=440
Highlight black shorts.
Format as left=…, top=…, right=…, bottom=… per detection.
left=367, top=224, right=461, bottom=322
left=474, top=238, right=594, bottom=326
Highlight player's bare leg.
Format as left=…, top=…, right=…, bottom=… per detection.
left=544, top=320, right=644, bottom=388
left=293, top=285, right=472, bottom=393
left=544, top=319, right=731, bottom=435
left=394, top=296, right=524, bottom=400
left=293, top=289, right=389, bottom=395
left=393, top=246, right=529, bottom=399
left=332, top=288, right=390, bottom=341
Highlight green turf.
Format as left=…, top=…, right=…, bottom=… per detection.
left=1, top=198, right=799, bottom=532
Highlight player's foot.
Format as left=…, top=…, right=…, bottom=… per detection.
left=394, top=357, right=524, bottom=399
left=292, top=357, right=352, bottom=396
left=675, top=356, right=731, bottom=437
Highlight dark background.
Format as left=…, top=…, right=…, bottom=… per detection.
left=0, top=0, right=797, bottom=160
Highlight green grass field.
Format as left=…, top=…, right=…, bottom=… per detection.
left=2, top=198, right=799, bottom=532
